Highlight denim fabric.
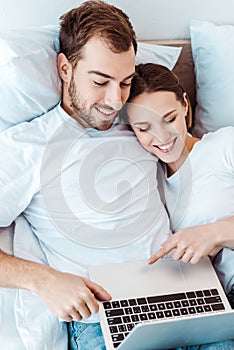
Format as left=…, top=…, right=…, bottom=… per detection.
left=67, top=321, right=106, bottom=350
left=227, top=284, right=234, bottom=309
left=175, top=340, right=234, bottom=350
left=67, top=321, right=234, bottom=350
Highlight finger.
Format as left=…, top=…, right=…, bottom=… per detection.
left=190, top=254, right=202, bottom=264
left=61, top=315, right=73, bottom=323
left=172, top=246, right=186, bottom=261
left=209, top=247, right=222, bottom=256
left=70, top=308, right=83, bottom=322
left=181, top=249, right=194, bottom=263
left=148, top=241, right=178, bottom=264
left=85, top=279, right=112, bottom=301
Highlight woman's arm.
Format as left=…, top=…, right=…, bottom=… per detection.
left=148, top=215, right=234, bottom=265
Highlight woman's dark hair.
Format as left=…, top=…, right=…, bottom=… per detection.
left=126, top=63, right=192, bottom=129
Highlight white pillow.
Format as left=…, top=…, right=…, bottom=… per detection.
left=191, top=19, right=234, bottom=136
left=0, top=26, right=181, bottom=132
left=136, top=42, right=181, bottom=70
left=0, top=25, right=61, bottom=132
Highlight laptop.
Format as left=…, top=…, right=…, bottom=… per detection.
left=88, top=257, right=234, bottom=350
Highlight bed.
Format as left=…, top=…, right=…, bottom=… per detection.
left=0, top=17, right=234, bottom=349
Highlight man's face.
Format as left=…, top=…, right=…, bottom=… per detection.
left=60, top=37, right=135, bottom=130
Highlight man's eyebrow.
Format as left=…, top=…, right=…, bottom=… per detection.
left=88, top=70, right=135, bottom=81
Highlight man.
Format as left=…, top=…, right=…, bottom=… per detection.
left=0, top=1, right=170, bottom=349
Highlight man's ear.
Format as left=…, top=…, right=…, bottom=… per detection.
left=57, top=53, right=72, bottom=82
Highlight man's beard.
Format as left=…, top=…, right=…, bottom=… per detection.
left=68, top=75, right=113, bottom=129
left=68, top=75, right=96, bottom=128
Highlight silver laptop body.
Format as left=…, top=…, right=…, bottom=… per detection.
left=88, top=258, right=234, bottom=350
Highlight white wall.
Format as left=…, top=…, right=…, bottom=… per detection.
left=1, top=0, right=234, bottom=39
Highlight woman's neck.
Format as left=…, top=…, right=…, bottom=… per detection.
left=166, top=134, right=200, bottom=177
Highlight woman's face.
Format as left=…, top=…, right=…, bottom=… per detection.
left=127, top=90, right=189, bottom=167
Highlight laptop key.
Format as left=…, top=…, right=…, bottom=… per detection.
left=125, top=307, right=133, bottom=315
left=148, top=312, right=156, bottom=319
left=127, top=323, right=135, bottom=331
left=204, top=296, right=222, bottom=304
left=141, top=305, right=149, bottom=312
left=211, top=289, right=219, bottom=296
left=129, top=299, right=137, bottom=306
left=133, top=306, right=141, bottom=313
left=172, top=309, right=180, bottom=316
left=113, top=342, right=121, bottom=348
left=118, top=324, right=127, bottom=332
left=149, top=304, right=157, bottom=311
left=112, top=334, right=124, bottom=342
left=108, top=317, right=123, bottom=325
left=204, top=305, right=212, bottom=312
left=156, top=311, right=164, bottom=318
left=109, top=326, right=118, bottom=333
left=122, top=316, right=131, bottom=323
left=181, top=308, right=188, bottom=315
left=120, top=300, right=129, bottom=307
left=137, top=297, right=147, bottom=305
left=103, top=301, right=112, bottom=309
left=105, top=309, right=124, bottom=317
left=164, top=310, right=173, bottom=318
left=186, top=291, right=196, bottom=299
left=158, top=303, right=166, bottom=310
left=112, top=301, right=120, bottom=308
left=188, top=307, right=196, bottom=314
left=197, top=298, right=205, bottom=305
left=196, top=306, right=205, bottom=313
left=181, top=300, right=189, bottom=307
left=211, top=303, right=225, bottom=311
left=131, top=314, right=140, bottom=322
left=139, top=313, right=148, bottom=321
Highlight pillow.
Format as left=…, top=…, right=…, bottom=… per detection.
left=0, top=26, right=181, bottom=132
left=190, top=19, right=234, bottom=136
left=136, top=42, right=181, bottom=70
left=0, top=25, right=61, bottom=132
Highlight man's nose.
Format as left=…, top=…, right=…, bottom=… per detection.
left=104, top=86, right=123, bottom=111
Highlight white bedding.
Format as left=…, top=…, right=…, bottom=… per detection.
left=0, top=219, right=68, bottom=349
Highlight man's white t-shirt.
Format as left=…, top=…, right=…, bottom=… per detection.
left=0, top=102, right=170, bottom=278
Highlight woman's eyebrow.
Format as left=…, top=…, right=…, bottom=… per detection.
left=163, top=109, right=177, bottom=118
left=133, top=121, right=149, bottom=126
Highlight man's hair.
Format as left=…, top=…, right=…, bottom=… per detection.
left=59, top=0, right=137, bottom=66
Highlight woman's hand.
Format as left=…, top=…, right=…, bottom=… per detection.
left=148, top=223, right=222, bottom=265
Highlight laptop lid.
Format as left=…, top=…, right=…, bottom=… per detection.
left=88, top=258, right=234, bottom=349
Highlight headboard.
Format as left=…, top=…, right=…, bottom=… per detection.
left=144, top=40, right=196, bottom=112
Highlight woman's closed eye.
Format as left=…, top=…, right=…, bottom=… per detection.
left=165, top=115, right=177, bottom=123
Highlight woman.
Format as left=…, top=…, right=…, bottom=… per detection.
left=125, top=63, right=234, bottom=349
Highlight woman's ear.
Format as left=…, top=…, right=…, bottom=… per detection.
left=57, top=53, right=72, bottom=83
left=183, top=92, right=189, bottom=115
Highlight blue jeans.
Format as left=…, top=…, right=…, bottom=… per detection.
left=67, top=321, right=106, bottom=350
left=67, top=321, right=234, bottom=350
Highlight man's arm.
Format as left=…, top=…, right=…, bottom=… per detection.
left=0, top=249, right=111, bottom=321
left=148, top=216, right=234, bottom=265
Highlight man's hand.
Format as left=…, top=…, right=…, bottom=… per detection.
left=148, top=224, right=222, bottom=265
left=36, top=268, right=112, bottom=322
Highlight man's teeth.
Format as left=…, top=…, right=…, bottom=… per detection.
left=97, top=107, right=114, bottom=115
left=157, top=140, right=174, bottom=150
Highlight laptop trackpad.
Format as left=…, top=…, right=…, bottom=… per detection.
left=89, top=259, right=188, bottom=300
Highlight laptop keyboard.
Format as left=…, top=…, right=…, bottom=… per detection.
left=102, top=288, right=225, bottom=348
